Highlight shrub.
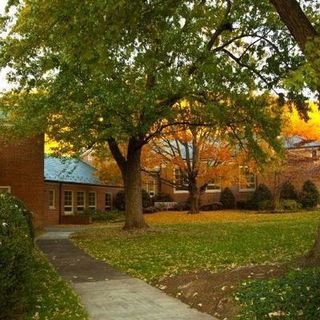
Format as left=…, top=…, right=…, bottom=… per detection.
left=299, top=180, right=320, bottom=208
left=276, top=199, right=301, bottom=212
left=153, top=192, right=173, bottom=202
left=220, top=188, right=235, bottom=209
left=172, top=201, right=191, bottom=211
left=114, top=190, right=153, bottom=210
left=142, top=189, right=153, bottom=208
left=114, top=191, right=125, bottom=211
left=250, top=184, right=272, bottom=209
left=236, top=200, right=251, bottom=210
left=143, top=206, right=159, bottom=214
left=280, top=181, right=297, bottom=200
left=257, top=200, right=274, bottom=211
left=200, top=202, right=223, bottom=211
left=82, top=208, right=124, bottom=222
left=0, top=192, right=35, bottom=319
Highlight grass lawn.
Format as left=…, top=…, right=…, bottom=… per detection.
left=23, top=250, right=88, bottom=320
left=72, top=210, right=320, bottom=282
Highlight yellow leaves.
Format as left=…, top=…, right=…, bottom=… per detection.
left=283, top=102, right=320, bottom=140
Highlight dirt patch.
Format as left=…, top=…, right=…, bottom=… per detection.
left=156, top=264, right=287, bottom=320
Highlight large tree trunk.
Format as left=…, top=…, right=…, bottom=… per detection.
left=269, top=0, right=317, bottom=51
left=188, top=180, right=200, bottom=214
left=123, top=141, right=149, bottom=230
left=108, top=137, right=149, bottom=230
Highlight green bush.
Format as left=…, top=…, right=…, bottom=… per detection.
left=153, top=192, right=173, bottom=202
left=236, top=268, right=320, bottom=320
left=82, top=208, right=124, bottom=222
left=114, top=191, right=125, bottom=211
left=0, top=192, right=35, bottom=319
left=142, top=189, right=152, bottom=208
left=114, top=190, right=153, bottom=210
left=220, top=187, right=235, bottom=209
left=280, top=181, right=297, bottom=200
left=250, top=184, right=272, bottom=209
left=258, top=199, right=301, bottom=212
left=299, top=180, right=320, bottom=209
left=276, top=199, right=301, bottom=212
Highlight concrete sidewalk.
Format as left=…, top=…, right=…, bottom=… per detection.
left=37, top=228, right=215, bottom=320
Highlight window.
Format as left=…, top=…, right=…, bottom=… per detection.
left=174, top=168, right=188, bottom=193
left=0, top=186, right=11, bottom=194
left=105, top=193, right=112, bottom=210
left=64, top=191, right=73, bottom=214
left=48, top=190, right=55, bottom=209
left=206, top=178, right=221, bottom=193
left=76, top=191, right=85, bottom=212
left=88, top=192, right=96, bottom=209
left=239, top=166, right=256, bottom=191
left=145, top=178, right=156, bottom=197
left=312, top=150, right=317, bottom=159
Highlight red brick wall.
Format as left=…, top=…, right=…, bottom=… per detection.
left=44, top=182, right=123, bottom=225
left=0, top=136, right=45, bottom=227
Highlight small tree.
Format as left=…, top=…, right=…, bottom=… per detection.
left=299, top=180, right=320, bottom=209
left=220, top=187, right=235, bottom=209
left=280, top=181, right=298, bottom=200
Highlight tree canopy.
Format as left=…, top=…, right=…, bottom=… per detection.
left=0, top=0, right=304, bottom=228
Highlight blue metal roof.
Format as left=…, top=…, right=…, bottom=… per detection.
left=44, top=156, right=103, bottom=185
left=284, top=135, right=320, bottom=149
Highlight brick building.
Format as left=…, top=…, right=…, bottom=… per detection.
left=44, top=156, right=123, bottom=225
left=145, top=136, right=320, bottom=205
left=0, top=137, right=123, bottom=227
left=0, top=136, right=45, bottom=227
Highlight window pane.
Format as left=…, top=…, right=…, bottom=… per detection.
left=64, top=191, right=73, bottom=214
left=88, top=192, right=96, bottom=208
left=48, top=190, right=55, bottom=208
left=174, top=168, right=188, bottom=191
left=239, top=166, right=256, bottom=190
left=105, top=193, right=112, bottom=210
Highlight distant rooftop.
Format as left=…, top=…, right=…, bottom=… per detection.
left=284, top=135, right=320, bottom=149
left=44, top=155, right=103, bottom=185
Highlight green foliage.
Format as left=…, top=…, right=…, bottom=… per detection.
left=280, top=181, right=297, bottom=200
left=236, top=268, right=320, bottom=320
left=251, top=184, right=272, bottom=209
left=299, top=180, right=320, bottom=209
left=73, top=211, right=320, bottom=282
left=23, top=251, right=88, bottom=320
left=153, top=192, right=173, bottom=202
left=114, top=190, right=152, bottom=210
left=114, top=191, right=125, bottom=211
left=220, top=187, right=235, bottom=209
left=142, top=190, right=153, bottom=208
left=0, top=0, right=292, bottom=165
left=276, top=199, right=302, bottom=212
left=258, top=199, right=301, bottom=212
left=83, top=208, right=124, bottom=222
left=0, top=192, right=35, bottom=319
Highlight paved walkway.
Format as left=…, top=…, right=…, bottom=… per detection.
left=37, top=228, right=215, bottom=320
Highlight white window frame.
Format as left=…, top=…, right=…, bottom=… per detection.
left=48, top=189, right=55, bottom=209
left=105, top=192, right=113, bottom=210
left=88, top=191, right=96, bottom=209
left=0, top=186, right=11, bottom=193
left=206, top=178, right=222, bottom=193
left=239, top=166, right=256, bottom=192
left=76, top=191, right=85, bottom=212
left=63, top=190, right=73, bottom=215
left=145, top=178, right=156, bottom=197
left=173, top=168, right=188, bottom=194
